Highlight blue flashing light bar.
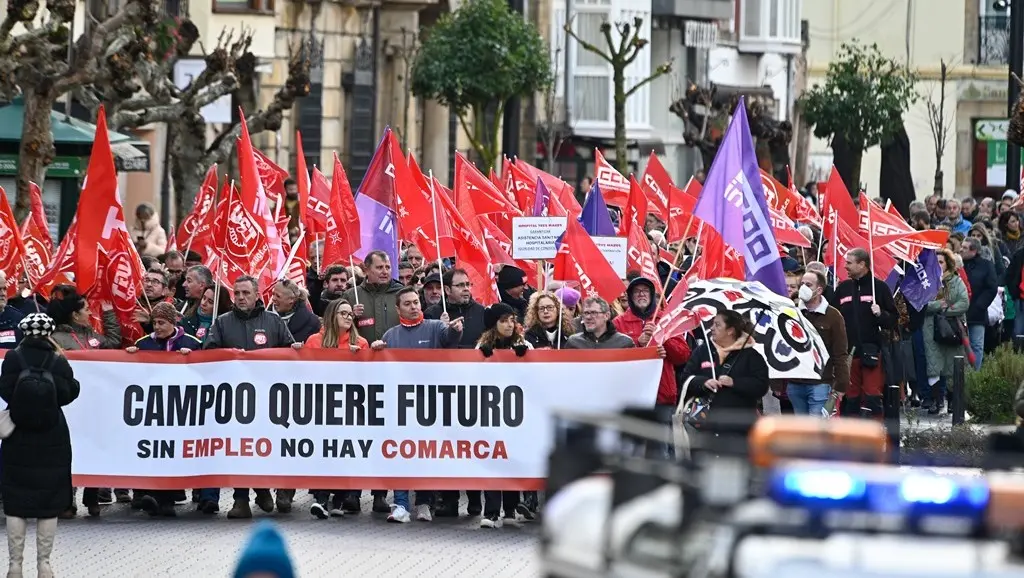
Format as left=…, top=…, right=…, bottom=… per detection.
left=768, top=464, right=990, bottom=521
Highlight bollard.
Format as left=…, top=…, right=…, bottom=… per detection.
left=1015, top=335, right=1024, bottom=354
left=883, top=382, right=901, bottom=461
left=951, top=356, right=966, bottom=426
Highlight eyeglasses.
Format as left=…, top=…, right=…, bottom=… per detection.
left=144, top=278, right=164, bottom=285
left=337, top=311, right=354, bottom=318
left=538, top=305, right=557, bottom=312
left=582, top=310, right=606, bottom=317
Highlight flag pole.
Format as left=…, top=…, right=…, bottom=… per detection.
left=212, top=180, right=234, bottom=320
left=555, top=293, right=563, bottom=349
left=277, top=223, right=305, bottom=281
left=866, top=194, right=877, bottom=303
left=348, top=257, right=360, bottom=306
left=427, top=169, right=447, bottom=316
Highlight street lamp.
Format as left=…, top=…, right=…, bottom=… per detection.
left=995, top=0, right=1024, bottom=191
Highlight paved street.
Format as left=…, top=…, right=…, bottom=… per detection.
left=0, top=492, right=541, bottom=578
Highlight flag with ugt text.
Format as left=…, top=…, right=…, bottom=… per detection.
left=0, top=186, right=28, bottom=297
left=692, top=97, right=787, bottom=296
left=19, top=182, right=54, bottom=287
left=176, top=164, right=219, bottom=261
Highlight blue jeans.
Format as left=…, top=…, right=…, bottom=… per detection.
left=786, top=383, right=831, bottom=417
left=392, top=490, right=433, bottom=511
left=968, top=324, right=985, bottom=370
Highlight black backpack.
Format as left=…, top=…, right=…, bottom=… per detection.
left=8, top=350, right=60, bottom=431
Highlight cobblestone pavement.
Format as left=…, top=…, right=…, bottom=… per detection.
left=0, top=491, right=541, bottom=578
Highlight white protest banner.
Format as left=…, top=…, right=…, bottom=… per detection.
left=592, top=236, right=628, bottom=277
left=512, top=216, right=567, bottom=259
left=63, top=349, right=662, bottom=491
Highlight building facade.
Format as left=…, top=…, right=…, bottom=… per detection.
left=802, top=0, right=967, bottom=198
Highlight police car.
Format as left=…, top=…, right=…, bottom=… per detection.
left=541, top=411, right=1024, bottom=578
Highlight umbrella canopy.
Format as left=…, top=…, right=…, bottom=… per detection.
left=680, top=278, right=829, bottom=380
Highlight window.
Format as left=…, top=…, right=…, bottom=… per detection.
left=213, top=0, right=273, bottom=14
left=738, top=0, right=801, bottom=54
left=571, top=7, right=612, bottom=124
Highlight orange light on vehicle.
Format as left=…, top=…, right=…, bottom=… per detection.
left=748, top=416, right=888, bottom=468
left=986, top=474, right=1024, bottom=529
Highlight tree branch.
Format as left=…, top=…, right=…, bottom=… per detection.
left=56, top=0, right=147, bottom=92
left=563, top=18, right=612, bottom=63
left=625, top=59, right=672, bottom=99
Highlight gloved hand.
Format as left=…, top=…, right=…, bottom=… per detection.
left=480, top=344, right=494, bottom=358
left=512, top=343, right=529, bottom=357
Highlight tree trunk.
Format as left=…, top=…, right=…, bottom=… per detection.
left=612, top=63, right=627, bottom=174
left=933, top=169, right=943, bottom=196
left=169, top=116, right=208, bottom=225
left=850, top=151, right=863, bottom=196
left=15, top=89, right=57, bottom=222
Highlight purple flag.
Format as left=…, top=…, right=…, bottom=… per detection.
left=900, top=249, right=941, bottom=311
left=532, top=177, right=550, bottom=216
left=579, top=180, right=616, bottom=237
left=692, top=97, right=787, bottom=295
left=352, top=129, right=399, bottom=277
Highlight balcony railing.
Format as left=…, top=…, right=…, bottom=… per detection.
left=979, top=14, right=1010, bottom=66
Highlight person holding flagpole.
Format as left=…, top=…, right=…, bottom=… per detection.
left=833, top=248, right=898, bottom=419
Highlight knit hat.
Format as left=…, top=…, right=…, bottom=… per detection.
left=149, top=302, right=179, bottom=325
left=233, top=521, right=294, bottom=578
left=483, top=302, right=517, bottom=331
left=554, top=286, right=581, bottom=310
left=496, top=265, right=526, bottom=291
left=18, top=313, right=55, bottom=338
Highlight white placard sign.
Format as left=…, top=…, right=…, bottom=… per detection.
left=592, top=236, right=628, bottom=277
left=512, top=216, right=568, bottom=259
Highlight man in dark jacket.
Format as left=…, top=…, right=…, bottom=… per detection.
left=203, top=275, right=300, bottom=519
left=424, top=268, right=486, bottom=349
left=339, top=250, right=403, bottom=514
left=791, top=270, right=849, bottom=416
left=832, top=248, right=897, bottom=419
left=496, top=265, right=531, bottom=322
left=314, top=264, right=349, bottom=317
left=0, top=272, right=25, bottom=350
left=565, top=296, right=636, bottom=349
left=271, top=279, right=321, bottom=343
left=962, top=237, right=997, bottom=369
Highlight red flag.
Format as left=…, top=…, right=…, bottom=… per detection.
left=434, top=188, right=500, bottom=305
left=594, top=149, right=630, bottom=208
left=478, top=215, right=538, bottom=286
left=92, top=227, right=146, bottom=326
left=404, top=154, right=456, bottom=261
left=821, top=167, right=859, bottom=244
left=238, top=111, right=286, bottom=281
left=454, top=152, right=521, bottom=216
left=0, top=186, right=28, bottom=297
left=322, top=153, right=362, bottom=267
left=210, top=183, right=272, bottom=287
left=503, top=158, right=536, bottom=213
left=19, top=183, right=53, bottom=287
left=623, top=176, right=648, bottom=239
left=74, top=106, right=127, bottom=295
left=176, top=164, right=219, bottom=260
left=514, top=159, right=582, bottom=219
left=305, top=167, right=333, bottom=231
left=23, top=182, right=53, bottom=252
left=553, top=218, right=626, bottom=303
left=295, top=132, right=311, bottom=227
left=770, top=208, right=812, bottom=248
left=826, top=217, right=898, bottom=282
left=34, top=218, right=77, bottom=298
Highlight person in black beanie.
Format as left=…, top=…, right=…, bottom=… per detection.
left=475, top=303, right=533, bottom=528
left=496, top=265, right=531, bottom=322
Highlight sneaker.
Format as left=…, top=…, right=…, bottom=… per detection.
left=416, top=504, right=432, bottom=522
left=254, top=490, right=275, bottom=513
left=198, top=500, right=218, bottom=515
left=480, top=514, right=503, bottom=528
left=514, top=503, right=535, bottom=521
left=372, top=495, right=391, bottom=513
left=310, top=502, right=329, bottom=520
left=388, top=505, right=411, bottom=523
left=227, top=499, right=253, bottom=519
left=329, top=506, right=346, bottom=517
left=87, top=505, right=101, bottom=517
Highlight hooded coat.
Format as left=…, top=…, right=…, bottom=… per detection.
left=612, top=277, right=691, bottom=405
left=0, top=338, right=80, bottom=518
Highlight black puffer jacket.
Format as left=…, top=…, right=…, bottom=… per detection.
left=424, top=300, right=486, bottom=348
left=279, top=303, right=322, bottom=343
left=0, top=338, right=80, bottom=519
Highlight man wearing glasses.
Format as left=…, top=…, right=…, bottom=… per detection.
left=424, top=268, right=488, bottom=518
left=566, top=296, right=636, bottom=349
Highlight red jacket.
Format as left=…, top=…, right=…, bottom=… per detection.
left=613, top=309, right=691, bottom=405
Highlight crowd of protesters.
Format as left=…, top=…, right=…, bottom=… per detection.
left=1, top=180, right=1018, bottom=561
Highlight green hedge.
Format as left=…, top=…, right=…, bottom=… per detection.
left=966, top=345, right=1023, bottom=425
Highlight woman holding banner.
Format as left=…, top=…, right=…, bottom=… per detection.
left=0, top=313, right=80, bottom=578
left=304, top=298, right=368, bottom=519
left=476, top=303, right=533, bottom=528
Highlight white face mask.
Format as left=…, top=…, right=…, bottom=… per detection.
left=798, top=285, right=814, bottom=302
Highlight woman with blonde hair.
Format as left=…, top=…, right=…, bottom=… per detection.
left=304, top=299, right=367, bottom=517
left=523, top=291, right=575, bottom=349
